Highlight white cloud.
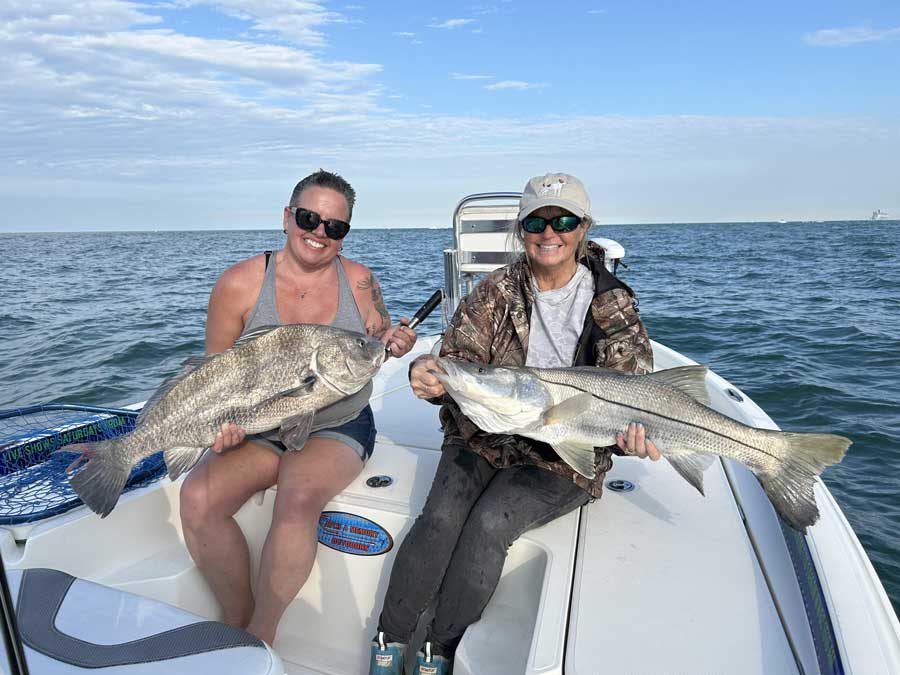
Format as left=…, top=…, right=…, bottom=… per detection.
left=392, top=30, right=421, bottom=45
left=175, top=0, right=348, bottom=47
left=452, top=72, right=493, bottom=80
left=587, top=9, right=606, bottom=15
left=428, top=18, right=475, bottom=29
left=0, top=0, right=387, bottom=175
left=0, top=0, right=162, bottom=32
left=2, top=2, right=898, bottom=229
left=485, top=80, right=547, bottom=91
left=3, top=107, right=899, bottom=228
left=804, top=25, right=900, bottom=47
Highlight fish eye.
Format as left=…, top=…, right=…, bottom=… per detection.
left=357, top=338, right=367, bottom=348
left=477, top=367, right=485, bottom=374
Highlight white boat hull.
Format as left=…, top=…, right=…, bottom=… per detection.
left=3, top=340, right=898, bottom=674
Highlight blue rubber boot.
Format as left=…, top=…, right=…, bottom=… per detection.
left=369, top=631, right=405, bottom=675
left=412, top=641, right=453, bottom=675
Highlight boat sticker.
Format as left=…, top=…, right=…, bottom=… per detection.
left=317, top=511, right=393, bottom=556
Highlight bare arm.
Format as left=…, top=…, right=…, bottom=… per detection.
left=355, top=271, right=392, bottom=338
left=348, top=261, right=417, bottom=356
left=203, top=258, right=261, bottom=451
left=205, top=270, right=249, bottom=355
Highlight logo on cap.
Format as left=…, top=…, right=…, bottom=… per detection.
left=538, top=176, right=567, bottom=198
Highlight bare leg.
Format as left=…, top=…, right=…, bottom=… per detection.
left=180, top=441, right=280, bottom=628
left=246, top=437, right=363, bottom=644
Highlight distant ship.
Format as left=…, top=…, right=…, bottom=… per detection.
left=871, top=209, right=890, bottom=220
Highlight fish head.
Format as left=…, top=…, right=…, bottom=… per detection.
left=432, top=358, right=551, bottom=433
left=311, top=331, right=386, bottom=395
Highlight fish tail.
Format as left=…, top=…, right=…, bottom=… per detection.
left=754, top=431, right=851, bottom=532
left=65, top=439, right=135, bottom=518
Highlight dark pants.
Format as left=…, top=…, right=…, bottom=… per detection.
left=378, top=437, right=590, bottom=657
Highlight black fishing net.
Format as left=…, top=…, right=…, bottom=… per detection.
left=0, top=404, right=165, bottom=525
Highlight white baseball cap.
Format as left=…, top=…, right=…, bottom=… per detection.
left=518, top=172, right=592, bottom=221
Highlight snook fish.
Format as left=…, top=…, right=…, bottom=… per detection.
left=66, top=324, right=386, bottom=517
left=432, top=358, right=850, bottom=531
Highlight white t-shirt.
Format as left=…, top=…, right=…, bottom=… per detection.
left=525, top=264, right=595, bottom=368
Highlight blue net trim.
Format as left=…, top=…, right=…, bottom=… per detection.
left=0, top=403, right=166, bottom=525
left=780, top=518, right=845, bottom=675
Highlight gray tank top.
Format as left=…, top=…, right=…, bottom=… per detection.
left=242, top=252, right=372, bottom=430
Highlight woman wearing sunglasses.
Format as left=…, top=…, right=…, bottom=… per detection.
left=179, top=169, right=416, bottom=647
left=369, top=173, right=658, bottom=675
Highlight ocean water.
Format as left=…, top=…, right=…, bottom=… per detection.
left=0, top=222, right=898, bottom=618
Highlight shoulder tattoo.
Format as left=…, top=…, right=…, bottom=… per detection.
left=358, top=272, right=391, bottom=336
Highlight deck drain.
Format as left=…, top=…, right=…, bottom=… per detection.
left=606, top=479, right=635, bottom=492
left=366, top=475, right=393, bottom=488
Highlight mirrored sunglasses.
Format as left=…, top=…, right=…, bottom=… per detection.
left=520, top=214, right=582, bottom=234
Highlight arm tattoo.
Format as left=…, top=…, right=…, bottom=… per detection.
left=358, top=273, right=391, bottom=336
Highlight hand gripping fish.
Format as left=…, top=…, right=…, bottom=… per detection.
left=432, top=358, right=850, bottom=532
left=65, top=324, right=386, bottom=517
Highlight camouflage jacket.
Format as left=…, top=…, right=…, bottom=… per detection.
left=436, top=241, right=653, bottom=498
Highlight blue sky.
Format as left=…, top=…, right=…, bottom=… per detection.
left=1, top=0, right=898, bottom=231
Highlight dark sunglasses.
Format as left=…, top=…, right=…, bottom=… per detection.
left=520, top=214, right=582, bottom=234
left=288, top=207, right=351, bottom=240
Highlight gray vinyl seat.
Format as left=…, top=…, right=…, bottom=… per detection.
left=4, top=568, right=283, bottom=675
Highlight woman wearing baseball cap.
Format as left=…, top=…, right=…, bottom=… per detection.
left=369, top=173, right=658, bottom=675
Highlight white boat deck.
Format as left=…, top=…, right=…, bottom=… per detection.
left=3, top=339, right=899, bottom=674
left=4, top=191, right=899, bottom=674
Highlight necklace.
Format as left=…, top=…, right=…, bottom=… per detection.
left=289, top=259, right=335, bottom=301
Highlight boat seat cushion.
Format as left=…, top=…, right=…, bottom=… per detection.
left=7, top=568, right=282, bottom=674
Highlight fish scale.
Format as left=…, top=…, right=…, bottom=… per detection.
left=434, top=359, right=851, bottom=531
left=66, top=324, right=386, bottom=517
left=534, top=368, right=781, bottom=463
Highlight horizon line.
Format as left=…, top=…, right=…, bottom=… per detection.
left=1, top=219, right=895, bottom=235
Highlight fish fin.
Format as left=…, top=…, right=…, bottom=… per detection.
left=280, top=413, right=315, bottom=451
left=753, top=431, right=851, bottom=532
left=666, top=452, right=715, bottom=496
left=550, top=441, right=597, bottom=479
left=54, top=443, right=92, bottom=471
left=66, top=439, right=133, bottom=518
left=232, top=325, right=280, bottom=348
left=542, top=394, right=593, bottom=426
left=647, top=366, right=711, bottom=406
left=164, top=447, right=206, bottom=481
left=285, top=375, right=317, bottom=397
left=255, top=375, right=318, bottom=408
left=136, top=357, right=208, bottom=426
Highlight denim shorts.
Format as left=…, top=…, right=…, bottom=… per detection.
left=248, top=405, right=376, bottom=462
